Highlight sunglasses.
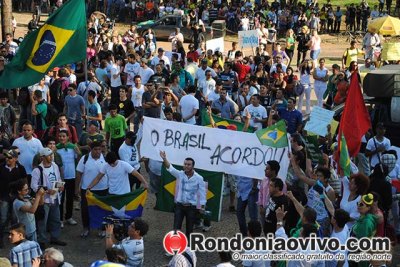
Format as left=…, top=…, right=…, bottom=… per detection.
left=357, top=202, right=366, bottom=207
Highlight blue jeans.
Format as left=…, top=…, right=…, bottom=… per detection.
left=37, top=202, right=61, bottom=244
left=236, top=191, right=259, bottom=236
left=310, top=49, right=321, bottom=60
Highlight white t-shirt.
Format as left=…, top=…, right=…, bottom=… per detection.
left=199, top=78, right=216, bottom=98
left=76, top=153, right=108, bottom=190
left=100, top=160, right=133, bottom=195
left=138, top=67, right=154, bottom=85
left=113, top=237, right=144, bottom=267
left=57, top=147, right=77, bottom=179
left=12, top=137, right=43, bottom=175
left=119, top=142, right=140, bottom=170
left=150, top=55, right=171, bottom=68
left=29, top=84, right=49, bottom=102
left=110, top=64, right=122, bottom=87
left=327, top=225, right=349, bottom=267
left=124, top=62, right=140, bottom=86
left=179, top=94, right=199, bottom=125
left=195, top=67, right=217, bottom=86
left=244, top=104, right=268, bottom=130
left=366, top=136, right=391, bottom=168
left=131, top=85, right=145, bottom=108
left=340, top=176, right=361, bottom=229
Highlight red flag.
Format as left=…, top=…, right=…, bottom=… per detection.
left=338, top=73, right=371, bottom=157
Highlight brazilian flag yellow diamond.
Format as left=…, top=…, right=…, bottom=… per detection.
left=26, top=24, right=74, bottom=73
left=255, top=120, right=288, bottom=148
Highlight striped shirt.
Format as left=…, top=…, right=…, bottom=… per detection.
left=10, top=240, right=42, bottom=267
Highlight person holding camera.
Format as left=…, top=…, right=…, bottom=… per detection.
left=105, top=218, right=149, bottom=267
left=31, top=147, right=66, bottom=249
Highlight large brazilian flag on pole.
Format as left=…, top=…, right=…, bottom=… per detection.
left=0, top=0, right=87, bottom=89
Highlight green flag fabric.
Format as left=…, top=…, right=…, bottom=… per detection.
left=201, top=110, right=255, bottom=133
left=155, top=165, right=224, bottom=222
left=255, top=120, right=288, bottom=148
left=0, top=0, right=87, bottom=88
left=303, top=135, right=323, bottom=164
left=339, top=133, right=351, bottom=177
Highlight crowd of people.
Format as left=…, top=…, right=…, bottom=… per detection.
left=0, top=0, right=400, bottom=266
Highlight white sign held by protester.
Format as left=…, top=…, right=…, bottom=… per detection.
left=304, top=107, right=335, bottom=136
left=206, top=37, right=225, bottom=52
left=238, top=30, right=259, bottom=48
left=140, top=117, right=290, bottom=180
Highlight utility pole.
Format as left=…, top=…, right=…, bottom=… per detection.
left=1, top=0, right=13, bottom=41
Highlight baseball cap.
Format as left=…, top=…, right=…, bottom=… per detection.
left=40, top=148, right=53, bottom=157
left=3, top=150, right=18, bottom=158
left=141, top=58, right=148, bottom=64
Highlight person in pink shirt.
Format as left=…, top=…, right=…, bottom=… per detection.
left=258, top=160, right=281, bottom=235
left=308, top=29, right=321, bottom=66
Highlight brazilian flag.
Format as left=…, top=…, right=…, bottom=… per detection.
left=255, top=120, right=289, bottom=148
left=0, top=0, right=86, bottom=89
left=87, top=189, right=148, bottom=228
left=155, top=165, right=224, bottom=222
left=339, top=133, right=351, bottom=177
left=201, top=110, right=255, bottom=133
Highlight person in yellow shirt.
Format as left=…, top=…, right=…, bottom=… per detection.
left=342, top=40, right=364, bottom=69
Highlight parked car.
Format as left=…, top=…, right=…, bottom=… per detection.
left=135, top=15, right=225, bottom=42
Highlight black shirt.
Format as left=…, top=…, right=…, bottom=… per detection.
left=0, top=162, right=27, bottom=200
left=114, top=98, right=135, bottom=119
left=264, top=194, right=288, bottom=235
left=142, top=91, right=163, bottom=118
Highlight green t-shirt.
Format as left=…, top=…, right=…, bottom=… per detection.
left=36, top=102, right=48, bottom=130
left=104, top=114, right=127, bottom=139
left=286, top=37, right=295, bottom=51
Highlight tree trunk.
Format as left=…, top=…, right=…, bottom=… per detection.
left=1, top=0, right=13, bottom=41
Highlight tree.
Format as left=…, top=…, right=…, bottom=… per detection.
left=1, top=0, right=13, bottom=41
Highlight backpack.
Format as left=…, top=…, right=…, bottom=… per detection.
left=294, top=82, right=305, bottom=96
left=17, top=87, right=30, bottom=106
left=44, top=103, right=59, bottom=127
left=49, top=78, right=67, bottom=106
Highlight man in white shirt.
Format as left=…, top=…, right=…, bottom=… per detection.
left=243, top=94, right=268, bottom=130
left=119, top=131, right=142, bottom=190
left=138, top=58, right=154, bottom=85
left=124, top=54, right=140, bottom=89
left=198, top=70, right=216, bottom=102
left=150, top=48, right=171, bottom=70
left=75, top=141, right=108, bottom=237
left=168, top=28, right=184, bottom=52
left=366, top=122, right=391, bottom=170
left=110, top=56, right=123, bottom=103
left=87, top=151, right=148, bottom=194
left=105, top=218, right=149, bottom=267
left=159, top=151, right=206, bottom=241
left=195, top=59, right=217, bottom=87
left=178, top=86, right=199, bottom=125
left=12, top=122, right=43, bottom=176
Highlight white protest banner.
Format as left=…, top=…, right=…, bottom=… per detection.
left=140, top=117, right=289, bottom=180
left=206, top=37, right=225, bottom=52
left=238, top=30, right=259, bottom=49
left=304, top=106, right=335, bottom=136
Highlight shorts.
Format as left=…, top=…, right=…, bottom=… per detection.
left=225, top=174, right=237, bottom=193
left=310, top=49, right=320, bottom=60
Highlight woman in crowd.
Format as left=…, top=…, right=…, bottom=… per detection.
left=313, top=58, right=329, bottom=108
left=340, top=173, right=370, bottom=229
left=297, top=59, right=314, bottom=114
left=283, top=66, right=298, bottom=98
left=285, top=29, right=296, bottom=67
